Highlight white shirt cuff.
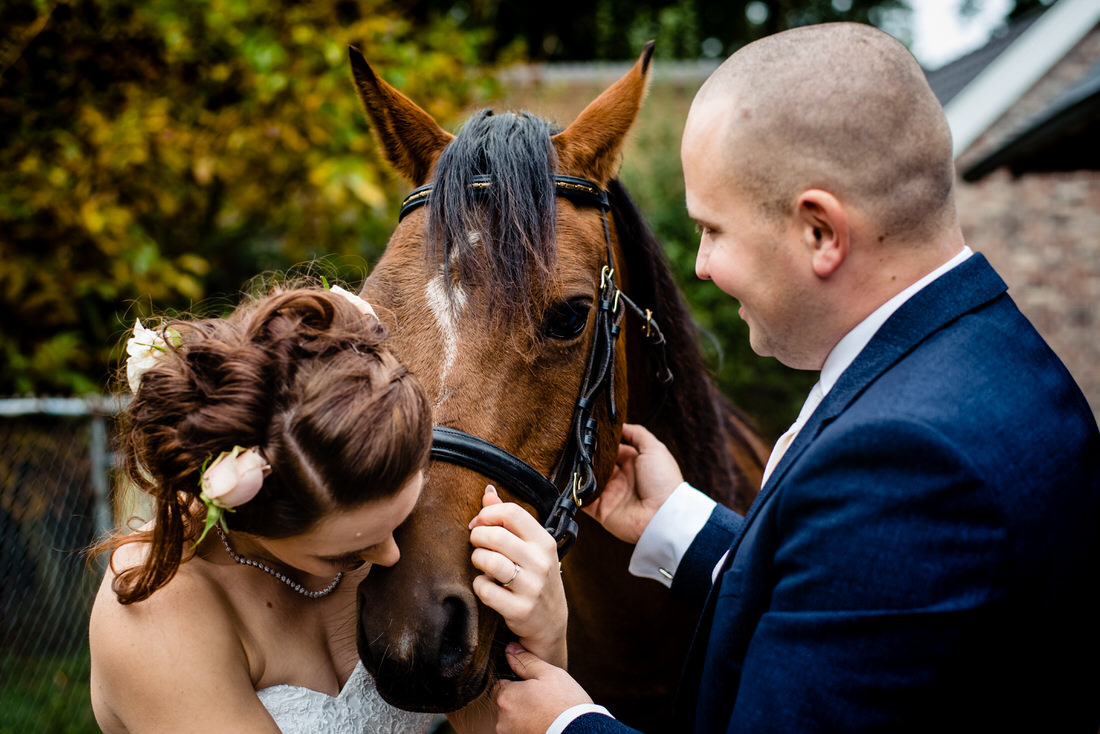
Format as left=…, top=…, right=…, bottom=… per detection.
left=628, top=482, right=716, bottom=587
left=546, top=703, right=614, bottom=734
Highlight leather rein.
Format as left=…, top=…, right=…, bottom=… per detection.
left=398, top=174, right=672, bottom=555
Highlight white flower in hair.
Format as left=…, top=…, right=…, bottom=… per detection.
left=329, top=285, right=378, bottom=319
left=125, top=319, right=179, bottom=393
left=196, top=445, right=271, bottom=545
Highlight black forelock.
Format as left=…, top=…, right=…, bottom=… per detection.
left=426, top=110, right=559, bottom=321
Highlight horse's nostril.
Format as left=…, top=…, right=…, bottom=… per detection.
left=438, top=595, right=470, bottom=673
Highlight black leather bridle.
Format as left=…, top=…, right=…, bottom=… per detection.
left=399, top=174, right=671, bottom=556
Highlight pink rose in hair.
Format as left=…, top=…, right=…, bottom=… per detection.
left=195, top=446, right=270, bottom=545
left=201, top=446, right=270, bottom=508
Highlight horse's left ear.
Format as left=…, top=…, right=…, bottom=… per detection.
left=552, top=41, right=655, bottom=186
left=349, top=47, right=454, bottom=185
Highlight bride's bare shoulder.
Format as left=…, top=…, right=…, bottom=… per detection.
left=91, top=537, right=231, bottom=637
left=89, top=540, right=258, bottom=732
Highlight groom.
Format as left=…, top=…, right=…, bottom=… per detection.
left=493, top=22, right=1100, bottom=734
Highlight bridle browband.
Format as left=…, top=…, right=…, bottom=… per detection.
left=400, top=174, right=672, bottom=556
left=398, top=174, right=612, bottom=220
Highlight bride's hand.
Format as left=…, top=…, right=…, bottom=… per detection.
left=469, top=486, right=567, bottom=668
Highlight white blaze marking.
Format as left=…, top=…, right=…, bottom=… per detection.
left=425, top=270, right=466, bottom=389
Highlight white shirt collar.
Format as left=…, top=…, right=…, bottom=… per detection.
left=818, top=246, right=973, bottom=396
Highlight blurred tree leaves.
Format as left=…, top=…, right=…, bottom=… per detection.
left=1, top=0, right=892, bottom=433
left=411, top=0, right=911, bottom=62
left=0, top=0, right=493, bottom=395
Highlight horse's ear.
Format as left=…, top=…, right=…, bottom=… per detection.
left=551, top=41, right=655, bottom=186
left=349, top=47, right=454, bottom=185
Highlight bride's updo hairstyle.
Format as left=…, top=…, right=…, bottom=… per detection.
left=109, top=286, right=432, bottom=604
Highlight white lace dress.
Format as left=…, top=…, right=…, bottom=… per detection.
left=256, top=660, right=435, bottom=734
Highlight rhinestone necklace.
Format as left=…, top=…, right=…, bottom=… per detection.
left=215, top=525, right=343, bottom=599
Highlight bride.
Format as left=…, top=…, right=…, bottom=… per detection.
left=89, top=284, right=567, bottom=733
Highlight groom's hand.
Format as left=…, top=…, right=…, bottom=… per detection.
left=495, top=643, right=593, bottom=734
left=583, top=423, right=683, bottom=544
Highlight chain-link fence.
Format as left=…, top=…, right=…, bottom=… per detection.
left=0, top=396, right=120, bottom=734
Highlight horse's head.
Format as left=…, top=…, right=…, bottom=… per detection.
left=350, top=44, right=655, bottom=711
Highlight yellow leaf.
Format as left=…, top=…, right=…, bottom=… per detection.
left=347, top=172, right=385, bottom=208
left=177, top=254, right=210, bottom=275
left=193, top=156, right=215, bottom=185
left=80, top=199, right=105, bottom=234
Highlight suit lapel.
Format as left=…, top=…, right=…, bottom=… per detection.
left=674, top=254, right=1007, bottom=729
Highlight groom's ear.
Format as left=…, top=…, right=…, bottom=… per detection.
left=797, top=189, right=848, bottom=279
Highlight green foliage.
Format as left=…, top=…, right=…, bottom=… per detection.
left=0, top=0, right=493, bottom=395
left=1, top=0, right=834, bottom=431
left=0, top=652, right=97, bottom=734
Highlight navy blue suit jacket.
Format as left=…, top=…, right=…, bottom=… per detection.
left=566, top=254, right=1100, bottom=733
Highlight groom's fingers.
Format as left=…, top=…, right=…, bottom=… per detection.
left=504, top=642, right=547, bottom=680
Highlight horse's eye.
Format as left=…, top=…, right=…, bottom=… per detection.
left=543, top=300, right=591, bottom=341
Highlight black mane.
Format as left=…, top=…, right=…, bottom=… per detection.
left=427, top=109, right=558, bottom=322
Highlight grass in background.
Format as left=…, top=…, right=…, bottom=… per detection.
left=0, top=652, right=98, bottom=734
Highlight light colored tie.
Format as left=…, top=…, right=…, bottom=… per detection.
left=760, top=381, right=824, bottom=487
left=712, top=381, right=824, bottom=582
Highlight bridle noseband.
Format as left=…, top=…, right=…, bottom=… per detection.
left=399, top=174, right=671, bottom=556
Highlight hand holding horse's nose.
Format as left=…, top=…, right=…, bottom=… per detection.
left=469, top=489, right=569, bottom=667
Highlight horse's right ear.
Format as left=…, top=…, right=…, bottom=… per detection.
left=349, top=47, right=454, bottom=185
left=551, top=41, right=655, bottom=186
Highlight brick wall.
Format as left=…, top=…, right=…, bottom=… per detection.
left=955, top=171, right=1100, bottom=424
left=954, top=23, right=1100, bottom=425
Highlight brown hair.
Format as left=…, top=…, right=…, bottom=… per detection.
left=102, top=286, right=432, bottom=604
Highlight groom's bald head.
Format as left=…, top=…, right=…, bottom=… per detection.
left=687, top=23, right=957, bottom=244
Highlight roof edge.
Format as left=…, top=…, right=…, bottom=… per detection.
left=944, top=0, right=1100, bottom=158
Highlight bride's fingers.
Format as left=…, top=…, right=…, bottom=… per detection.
left=471, top=501, right=554, bottom=544
left=471, top=547, right=523, bottom=586
left=469, top=485, right=505, bottom=530
left=470, top=525, right=557, bottom=581
left=482, top=484, right=504, bottom=507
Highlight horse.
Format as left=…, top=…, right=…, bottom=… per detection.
left=349, top=43, right=769, bottom=731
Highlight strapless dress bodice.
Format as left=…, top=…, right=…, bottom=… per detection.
left=256, top=660, right=434, bottom=734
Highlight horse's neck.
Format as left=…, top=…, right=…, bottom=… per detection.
left=648, top=382, right=762, bottom=515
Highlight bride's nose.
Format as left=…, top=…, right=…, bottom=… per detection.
left=696, top=240, right=714, bottom=280
left=371, top=535, right=401, bottom=567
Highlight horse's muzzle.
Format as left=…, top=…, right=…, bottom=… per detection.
left=356, top=570, right=491, bottom=713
